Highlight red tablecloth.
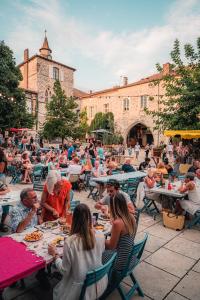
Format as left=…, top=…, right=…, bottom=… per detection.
left=0, top=237, right=45, bottom=289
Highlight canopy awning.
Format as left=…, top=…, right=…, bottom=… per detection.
left=164, top=130, right=200, bottom=139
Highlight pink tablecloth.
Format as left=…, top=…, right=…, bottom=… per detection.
left=0, top=237, right=45, bottom=289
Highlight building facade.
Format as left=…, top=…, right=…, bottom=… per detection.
left=80, top=64, right=170, bottom=146
left=18, top=35, right=76, bottom=128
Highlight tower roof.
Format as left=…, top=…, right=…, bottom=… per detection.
left=40, top=35, right=52, bottom=53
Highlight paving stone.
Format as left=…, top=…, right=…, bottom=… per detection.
left=165, top=291, right=189, bottom=300
left=145, top=247, right=195, bottom=277
left=179, top=229, right=200, bottom=244
left=164, top=237, right=200, bottom=260
left=136, top=232, right=167, bottom=253
left=124, top=261, right=179, bottom=300
left=106, top=283, right=151, bottom=300
left=144, top=222, right=181, bottom=241
left=141, top=250, right=152, bottom=261
left=174, top=270, right=200, bottom=300
left=192, top=260, right=200, bottom=273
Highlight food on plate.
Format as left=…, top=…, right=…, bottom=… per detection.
left=94, top=223, right=105, bottom=230
left=42, top=221, right=58, bottom=229
left=24, top=231, right=43, bottom=242
left=60, top=225, right=70, bottom=234
left=100, top=214, right=110, bottom=221
left=50, top=236, right=64, bottom=247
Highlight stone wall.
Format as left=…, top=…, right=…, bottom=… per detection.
left=80, top=80, right=166, bottom=145
left=19, top=56, right=74, bottom=127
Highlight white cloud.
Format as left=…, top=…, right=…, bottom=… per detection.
left=6, top=0, right=200, bottom=90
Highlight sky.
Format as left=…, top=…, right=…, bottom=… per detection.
left=0, top=0, right=200, bottom=92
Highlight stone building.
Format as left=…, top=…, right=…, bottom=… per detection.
left=18, top=34, right=76, bottom=129
left=80, top=64, right=170, bottom=146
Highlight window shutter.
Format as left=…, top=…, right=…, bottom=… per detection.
left=49, top=66, right=53, bottom=78
left=60, top=70, right=64, bottom=81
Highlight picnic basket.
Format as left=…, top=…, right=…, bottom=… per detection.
left=163, top=211, right=185, bottom=230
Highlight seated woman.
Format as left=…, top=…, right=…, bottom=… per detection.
left=82, top=157, right=93, bottom=172
left=41, top=170, right=71, bottom=222
left=48, top=204, right=107, bottom=300
left=102, top=193, right=136, bottom=292
left=177, top=172, right=200, bottom=215
left=144, top=168, right=161, bottom=203
left=156, top=162, right=168, bottom=176
left=21, top=152, right=32, bottom=183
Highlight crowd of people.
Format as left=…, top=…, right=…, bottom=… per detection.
left=0, top=132, right=200, bottom=299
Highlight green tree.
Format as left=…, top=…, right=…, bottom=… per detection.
left=89, top=112, right=123, bottom=144
left=73, top=107, right=89, bottom=139
left=145, top=38, right=200, bottom=130
left=42, top=80, right=78, bottom=143
left=0, top=41, right=34, bottom=130
left=89, top=112, right=114, bottom=132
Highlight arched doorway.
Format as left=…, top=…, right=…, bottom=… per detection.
left=127, top=123, right=154, bottom=147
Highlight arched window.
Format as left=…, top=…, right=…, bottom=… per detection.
left=123, top=98, right=129, bottom=111
left=45, top=90, right=48, bottom=103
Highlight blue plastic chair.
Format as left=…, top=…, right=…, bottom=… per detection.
left=140, top=196, right=160, bottom=220
left=7, top=165, right=22, bottom=184
left=101, top=234, right=148, bottom=300
left=70, top=200, right=81, bottom=212
left=32, top=165, right=43, bottom=183
left=187, top=210, right=200, bottom=228
left=79, top=252, right=117, bottom=300
left=126, top=178, right=141, bottom=203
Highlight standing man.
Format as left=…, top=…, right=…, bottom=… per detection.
left=134, top=142, right=140, bottom=160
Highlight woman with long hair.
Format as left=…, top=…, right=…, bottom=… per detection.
left=48, top=204, right=107, bottom=300
left=103, top=192, right=136, bottom=271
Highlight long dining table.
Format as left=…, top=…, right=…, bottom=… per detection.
left=0, top=219, right=111, bottom=297
left=92, top=171, right=146, bottom=184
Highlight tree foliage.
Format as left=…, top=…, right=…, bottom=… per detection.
left=145, top=38, right=200, bottom=130
left=89, top=112, right=123, bottom=144
left=42, top=80, right=78, bottom=142
left=0, top=41, right=34, bottom=130
left=89, top=112, right=114, bottom=132
left=73, top=107, right=89, bottom=139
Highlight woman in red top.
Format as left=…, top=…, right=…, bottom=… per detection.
left=41, top=170, right=72, bottom=222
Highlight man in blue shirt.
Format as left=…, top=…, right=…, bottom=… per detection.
left=67, top=142, right=75, bottom=160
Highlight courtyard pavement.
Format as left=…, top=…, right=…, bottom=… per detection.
left=2, top=151, right=200, bottom=300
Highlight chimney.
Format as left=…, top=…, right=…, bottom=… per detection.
left=24, top=49, right=29, bottom=62
left=162, top=63, right=170, bottom=75
left=24, top=49, right=29, bottom=89
left=123, top=76, right=128, bottom=86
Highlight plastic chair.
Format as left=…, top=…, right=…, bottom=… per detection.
left=101, top=234, right=148, bottom=300
left=70, top=200, right=81, bottom=212
left=140, top=197, right=160, bottom=219
left=126, top=178, right=141, bottom=203
left=186, top=210, right=200, bottom=228
left=79, top=252, right=117, bottom=300
left=87, top=180, right=99, bottom=200
left=32, top=165, right=43, bottom=183
left=7, top=165, right=22, bottom=184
